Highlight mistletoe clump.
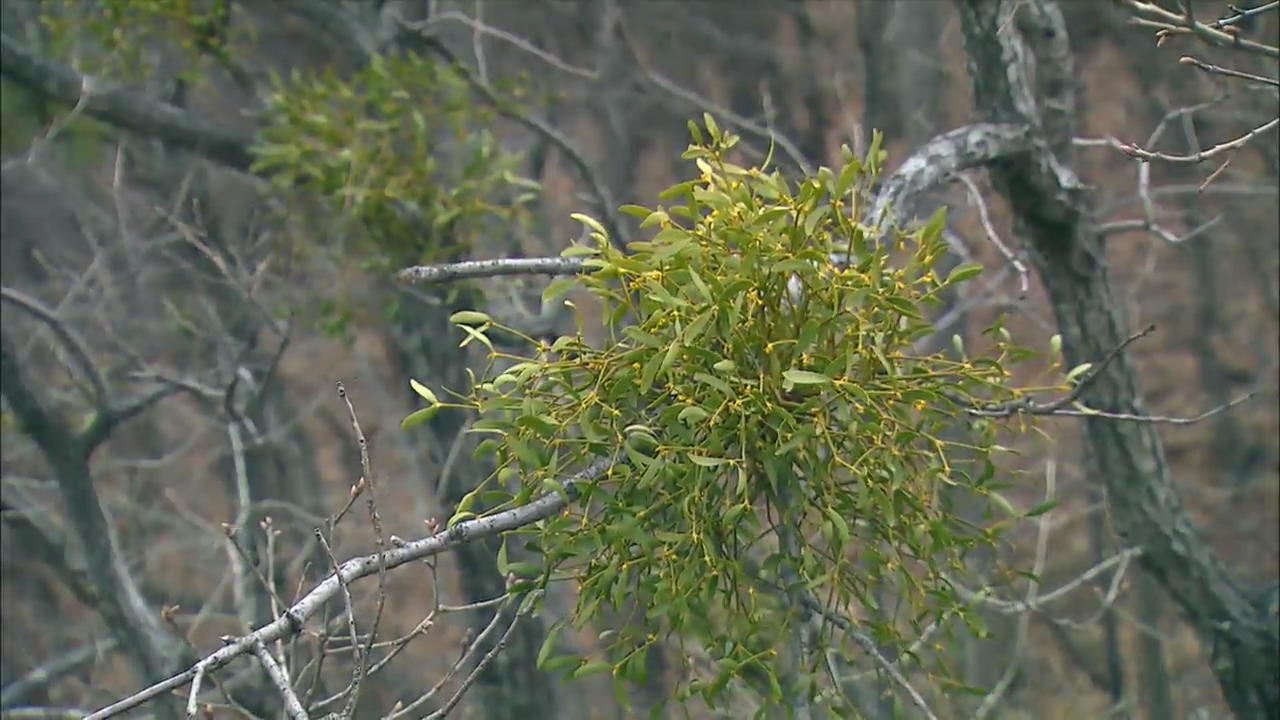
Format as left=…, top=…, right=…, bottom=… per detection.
left=412, top=119, right=1028, bottom=709
left=252, top=51, right=536, bottom=269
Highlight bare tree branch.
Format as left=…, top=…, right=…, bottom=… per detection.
left=868, top=123, right=1033, bottom=231
left=2, top=286, right=109, bottom=411
left=398, top=256, right=587, bottom=285
left=403, top=31, right=630, bottom=249
left=1116, top=117, right=1279, bottom=163
left=1119, top=0, right=1280, bottom=57
left=1, top=332, right=184, bottom=711
left=1209, top=1, right=1280, bottom=29
left=421, top=11, right=600, bottom=80
left=0, top=639, right=117, bottom=709
left=253, top=640, right=308, bottom=720
left=956, top=1, right=1277, bottom=714
left=423, top=604, right=525, bottom=720
left=0, top=34, right=256, bottom=171
left=957, top=173, right=1030, bottom=299
left=1180, top=54, right=1280, bottom=87
left=87, top=457, right=616, bottom=719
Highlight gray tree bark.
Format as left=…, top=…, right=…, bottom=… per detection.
left=954, top=1, right=1279, bottom=716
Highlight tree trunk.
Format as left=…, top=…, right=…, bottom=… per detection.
left=954, top=2, right=1279, bottom=716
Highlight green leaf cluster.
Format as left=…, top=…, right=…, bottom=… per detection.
left=40, top=0, right=237, bottom=80
left=408, top=120, right=1028, bottom=711
left=251, top=52, right=538, bottom=269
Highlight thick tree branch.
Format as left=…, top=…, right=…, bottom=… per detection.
left=0, top=34, right=256, bottom=172
left=868, top=123, right=1032, bottom=230
left=1, top=286, right=109, bottom=412
left=0, top=329, right=81, bottom=463
left=2, top=286, right=180, bottom=456
left=0, top=497, right=98, bottom=610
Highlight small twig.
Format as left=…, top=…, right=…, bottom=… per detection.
left=846, top=606, right=957, bottom=682
left=1, top=286, right=109, bottom=409
left=740, top=549, right=938, bottom=720
left=1180, top=54, right=1279, bottom=86
left=424, top=602, right=526, bottom=720
left=433, top=418, right=474, bottom=498
left=298, top=602, right=334, bottom=710
left=1149, top=182, right=1278, bottom=197
left=5, top=72, right=93, bottom=173
left=329, top=477, right=364, bottom=528
left=314, top=529, right=358, bottom=705
left=1119, top=0, right=1280, bottom=57
left=804, top=599, right=939, bottom=720
left=625, top=42, right=813, bottom=176
left=470, top=0, right=488, bottom=86
left=974, top=458, right=1056, bottom=719
left=421, top=12, right=598, bottom=79
left=409, top=32, right=629, bottom=248
left=966, top=323, right=1157, bottom=417
left=958, top=173, right=1030, bottom=299
left=1050, top=388, right=1262, bottom=424
left=438, top=595, right=510, bottom=614
left=225, top=421, right=255, bottom=626
left=333, top=381, right=387, bottom=719
left=1055, top=551, right=1141, bottom=630
left=220, top=514, right=288, bottom=630
left=253, top=640, right=308, bottom=720
left=950, top=547, right=1144, bottom=616
left=363, top=612, right=435, bottom=676
left=388, top=598, right=517, bottom=719
left=1094, top=215, right=1222, bottom=243
left=1198, top=152, right=1236, bottom=192
left=263, top=518, right=289, bottom=667
left=1091, top=95, right=1231, bottom=239
left=185, top=662, right=206, bottom=718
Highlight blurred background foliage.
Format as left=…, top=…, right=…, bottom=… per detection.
left=0, top=1, right=1276, bottom=719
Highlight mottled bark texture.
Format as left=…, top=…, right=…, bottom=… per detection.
left=955, top=1, right=1279, bottom=716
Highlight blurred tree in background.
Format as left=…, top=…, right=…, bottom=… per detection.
left=1, top=1, right=1276, bottom=719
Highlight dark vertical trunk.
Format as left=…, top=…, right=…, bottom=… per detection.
left=1088, top=504, right=1127, bottom=703
left=857, top=2, right=899, bottom=145
left=1135, top=571, right=1176, bottom=720
left=955, top=2, right=1279, bottom=716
